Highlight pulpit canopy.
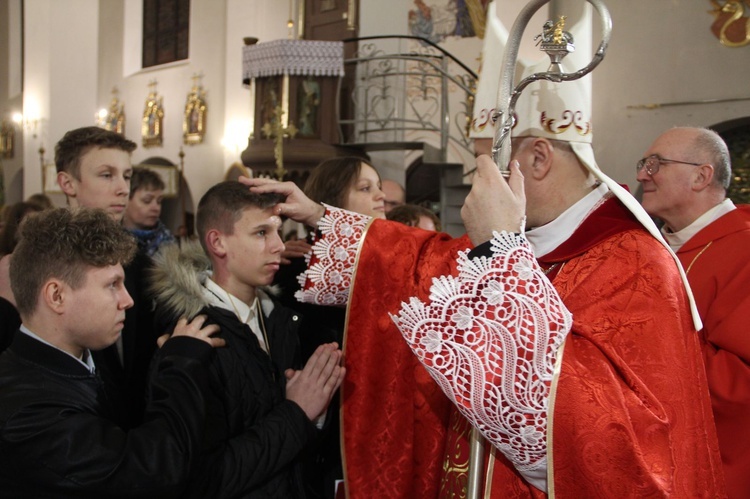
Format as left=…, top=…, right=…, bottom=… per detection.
left=242, top=40, right=344, bottom=84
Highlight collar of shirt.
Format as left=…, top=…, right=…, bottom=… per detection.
left=525, top=183, right=609, bottom=258
left=202, top=278, right=268, bottom=352
left=661, top=198, right=736, bottom=252
left=19, top=324, right=96, bottom=374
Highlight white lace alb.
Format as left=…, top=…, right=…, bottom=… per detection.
left=295, top=205, right=370, bottom=306
left=296, top=210, right=574, bottom=477
left=391, top=231, right=572, bottom=473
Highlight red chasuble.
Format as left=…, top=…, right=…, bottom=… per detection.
left=302, top=198, right=725, bottom=498
left=674, top=206, right=750, bottom=499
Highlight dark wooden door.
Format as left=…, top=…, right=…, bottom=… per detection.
left=303, top=0, right=357, bottom=41
left=304, top=0, right=358, bottom=143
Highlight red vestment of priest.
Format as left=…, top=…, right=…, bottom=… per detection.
left=297, top=197, right=724, bottom=498
left=674, top=205, right=750, bottom=498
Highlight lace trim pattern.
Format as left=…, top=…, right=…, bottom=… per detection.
left=390, top=231, right=573, bottom=472
left=295, top=205, right=370, bottom=306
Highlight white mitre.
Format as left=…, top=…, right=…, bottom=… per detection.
left=470, top=0, right=509, bottom=138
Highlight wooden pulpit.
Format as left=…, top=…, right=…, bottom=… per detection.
left=241, top=39, right=353, bottom=186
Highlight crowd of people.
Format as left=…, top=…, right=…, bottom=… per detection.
left=0, top=71, right=746, bottom=499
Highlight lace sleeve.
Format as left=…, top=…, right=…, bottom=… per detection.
left=390, top=230, right=573, bottom=477
left=294, top=204, right=371, bottom=306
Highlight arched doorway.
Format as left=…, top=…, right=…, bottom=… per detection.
left=711, top=117, right=750, bottom=204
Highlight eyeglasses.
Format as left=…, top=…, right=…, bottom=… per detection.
left=636, top=154, right=703, bottom=175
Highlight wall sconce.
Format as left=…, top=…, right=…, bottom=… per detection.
left=12, top=111, right=40, bottom=138
left=221, top=119, right=252, bottom=158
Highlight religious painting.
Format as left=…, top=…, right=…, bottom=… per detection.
left=297, top=77, right=321, bottom=137
left=710, top=0, right=750, bottom=47
left=142, top=80, right=164, bottom=147
left=0, top=120, right=14, bottom=159
left=183, top=74, right=207, bottom=145
left=408, top=0, right=491, bottom=44
left=259, top=78, right=282, bottom=135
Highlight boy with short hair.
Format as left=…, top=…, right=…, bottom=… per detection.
left=55, top=126, right=157, bottom=426
left=0, top=207, right=223, bottom=497
left=1, top=125, right=138, bottom=353
left=150, top=181, right=344, bottom=498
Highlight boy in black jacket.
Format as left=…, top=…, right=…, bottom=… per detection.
left=0, top=207, right=223, bottom=498
left=150, top=181, right=345, bottom=498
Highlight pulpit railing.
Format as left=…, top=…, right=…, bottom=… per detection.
left=338, top=35, right=478, bottom=162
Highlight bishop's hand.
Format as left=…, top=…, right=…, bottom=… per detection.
left=461, top=155, right=526, bottom=246
left=238, top=176, right=325, bottom=227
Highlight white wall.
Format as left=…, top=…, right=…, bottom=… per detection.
left=592, top=0, right=750, bottom=190
left=4, top=0, right=750, bottom=207
left=21, top=0, right=99, bottom=199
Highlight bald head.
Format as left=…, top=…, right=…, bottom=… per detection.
left=637, top=127, right=731, bottom=231
left=381, top=179, right=406, bottom=214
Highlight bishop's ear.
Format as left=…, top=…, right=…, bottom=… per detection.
left=529, top=138, right=554, bottom=180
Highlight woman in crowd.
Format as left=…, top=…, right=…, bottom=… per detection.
left=123, top=167, right=175, bottom=256
left=0, top=201, right=45, bottom=256
left=274, top=155, right=385, bottom=499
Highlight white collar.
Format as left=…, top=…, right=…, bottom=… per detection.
left=526, top=183, right=609, bottom=258
left=661, top=198, right=736, bottom=252
left=19, top=324, right=96, bottom=373
left=203, top=278, right=258, bottom=323
left=202, top=278, right=271, bottom=353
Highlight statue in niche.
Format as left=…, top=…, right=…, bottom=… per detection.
left=184, top=73, right=207, bottom=145
left=142, top=80, right=164, bottom=147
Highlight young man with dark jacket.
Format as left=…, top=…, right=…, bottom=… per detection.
left=0, top=207, right=223, bottom=497
left=149, top=181, right=345, bottom=498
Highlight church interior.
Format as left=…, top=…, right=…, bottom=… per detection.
left=1, top=0, right=749, bottom=236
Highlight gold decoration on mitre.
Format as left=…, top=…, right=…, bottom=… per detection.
left=512, top=59, right=593, bottom=144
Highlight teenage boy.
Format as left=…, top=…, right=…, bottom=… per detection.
left=56, top=126, right=157, bottom=426
left=0, top=207, right=223, bottom=497
left=0, top=126, right=136, bottom=353
left=149, top=181, right=344, bottom=498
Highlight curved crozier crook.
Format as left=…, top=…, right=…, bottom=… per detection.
left=491, top=0, right=613, bottom=177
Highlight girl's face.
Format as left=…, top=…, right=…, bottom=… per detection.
left=343, top=163, right=386, bottom=219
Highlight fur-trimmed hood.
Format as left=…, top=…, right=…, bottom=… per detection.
left=149, top=240, right=282, bottom=321
left=149, top=240, right=213, bottom=320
